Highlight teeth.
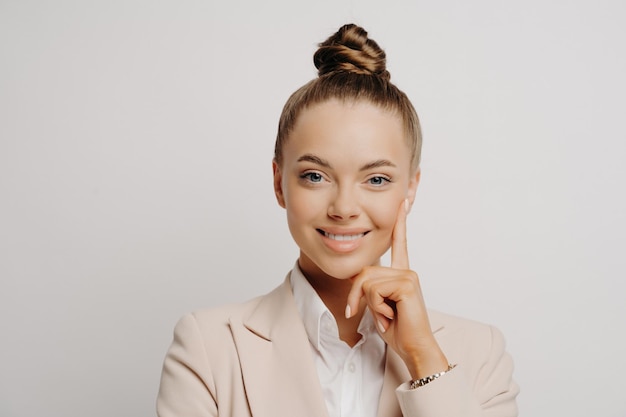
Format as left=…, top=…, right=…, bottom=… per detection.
left=324, top=231, right=365, bottom=241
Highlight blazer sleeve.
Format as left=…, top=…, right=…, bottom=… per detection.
left=157, top=314, right=218, bottom=417
left=395, top=325, right=519, bottom=417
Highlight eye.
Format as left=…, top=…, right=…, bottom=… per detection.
left=300, top=171, right=324, bottom=183
left=367, top=176, right=391, bottom=186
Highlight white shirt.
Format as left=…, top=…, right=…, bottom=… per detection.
left=290, top=264, right=386, bottom=417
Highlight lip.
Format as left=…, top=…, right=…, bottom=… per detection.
left=316, top=228, right=370, bottom=253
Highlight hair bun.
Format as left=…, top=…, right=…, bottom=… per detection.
left=314, top=23, right=390, bottom=80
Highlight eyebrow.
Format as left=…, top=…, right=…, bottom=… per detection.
left=297, top=153, right=397, bottom=171
left=297, top=154, right=332, bottom=168
left=360, top=159, right=397, bottom=171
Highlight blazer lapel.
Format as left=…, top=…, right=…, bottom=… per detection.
left=230, top=275, right=330, bottom=417
left=376, top=348, right=408, bottom=417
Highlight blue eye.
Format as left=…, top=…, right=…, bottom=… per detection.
left=301, top=172, right=324, bottom=183
left=368, top=176, right=390, bottom=186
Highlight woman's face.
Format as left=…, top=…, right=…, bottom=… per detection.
left=273, top=99, right=420, bottom=281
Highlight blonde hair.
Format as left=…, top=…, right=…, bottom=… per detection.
left=274, top=24, right=422, bottom=171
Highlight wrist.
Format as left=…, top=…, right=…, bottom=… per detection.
left=404, top=341, right=449, bottom=380
left=409, top=364, right=457, bottom=389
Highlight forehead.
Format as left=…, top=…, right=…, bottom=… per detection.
left=284, top=99, right=409, bottom=166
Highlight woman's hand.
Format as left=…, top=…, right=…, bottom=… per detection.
left=345, top=199, right=449, bottom=380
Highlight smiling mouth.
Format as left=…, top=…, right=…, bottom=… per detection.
left=317, top=229, right=369, bottom=241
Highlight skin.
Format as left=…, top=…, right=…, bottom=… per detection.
left=273, top=99, right=448, bottom=380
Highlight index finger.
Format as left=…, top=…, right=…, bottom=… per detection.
left=390, top=198, right=410, bottom=270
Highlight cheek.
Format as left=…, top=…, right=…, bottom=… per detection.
left=284, top=186, right=322, bottom=226
left=367, top=194, right=404, bottom=231
left=379, top=208, right=400, bottom=233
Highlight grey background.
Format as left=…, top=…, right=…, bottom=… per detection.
left=1, top=0, right=625, bottom=416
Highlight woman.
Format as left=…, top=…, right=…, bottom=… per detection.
left=157, top=23, right=519, bottom=417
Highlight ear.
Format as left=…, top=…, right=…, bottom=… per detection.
left=272, top=160, right=286, bottom=208
left=406, top=168, right=421, bottom=210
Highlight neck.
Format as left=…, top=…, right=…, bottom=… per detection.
left=299, top=263, right=366, bottom=347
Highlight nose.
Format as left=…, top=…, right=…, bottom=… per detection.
left=327, top=185, right=361, bottom=220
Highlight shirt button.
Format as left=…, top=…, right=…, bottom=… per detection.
left=347, top=363, right=356, bottom=373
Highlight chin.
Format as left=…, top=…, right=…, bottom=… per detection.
left=297, top=241, right=389, bottom=281
left=316, top=256, right=380, bottom=280
left=322, top=267, right=359, bottom=280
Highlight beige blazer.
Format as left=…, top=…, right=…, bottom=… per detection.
left=157, top=274, right=519, bottom=417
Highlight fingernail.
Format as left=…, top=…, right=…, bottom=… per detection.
left=377, top=320, right=386, bottom=333
left=345, top=305, right=351, bottom=319
left=404, top=198, right=410, bottom=213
